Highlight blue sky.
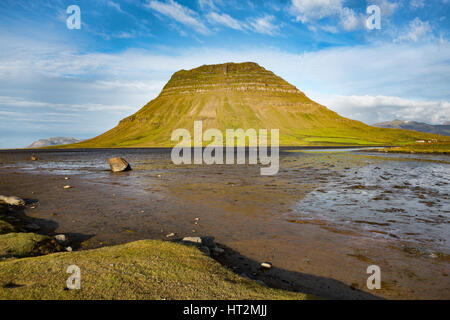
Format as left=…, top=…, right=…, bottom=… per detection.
left=0, top=0, right=449, bottom=148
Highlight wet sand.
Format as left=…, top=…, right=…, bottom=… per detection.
left=0, top=148, right=449, bottom=299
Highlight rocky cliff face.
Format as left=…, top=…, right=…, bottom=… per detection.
left=160, top=62, right=303, bottom=97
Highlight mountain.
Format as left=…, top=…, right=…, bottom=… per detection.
left=28, top=137, right=81, bottom=148
left=373, top=120, right=450, bottom=136
left=65, top=62, right=448, bottom=148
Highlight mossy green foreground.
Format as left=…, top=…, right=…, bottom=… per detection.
left=0, top=240, right=315, bottom=300
left=0, top=233, right=61, bottom=259
left=375, top=142, right=450, bottom=154
left=54, top=62, right=449, bottom=149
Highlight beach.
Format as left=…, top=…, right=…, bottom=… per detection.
left=0, top=148, right=448, bottom=299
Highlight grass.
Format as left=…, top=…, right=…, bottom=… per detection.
left=0, top=233, right=62, bottom=259
left=0, top=240, right=315, bottom=300
left=49, top=62, right=450, bottom=149
left=373, top=142, right=450, bottom=154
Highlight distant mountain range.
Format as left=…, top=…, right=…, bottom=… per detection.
left=373, top=120, right=450, bottom=136
left=27, top=137, right=81, bottom=148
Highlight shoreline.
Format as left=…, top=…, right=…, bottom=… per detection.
left=0, top=150, right=449, bottom=299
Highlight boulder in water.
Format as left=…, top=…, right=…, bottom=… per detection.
left=108, top=157, right=131, bottom=172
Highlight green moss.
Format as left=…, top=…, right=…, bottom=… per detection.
left=374, top=142, right=450, bottom=154
left=0, top=221, right=15, bottom=235
left=0, top=233, right=62, bottom=259
left=0, top=240, right=316, bottom=300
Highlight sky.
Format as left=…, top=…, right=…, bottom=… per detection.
left=0, top=0, right=449, bottom=148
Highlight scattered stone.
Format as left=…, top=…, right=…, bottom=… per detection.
left=157, top=174, right=162, bottom=178
left=63, top=185, right=72, bottom=189
left=108, top=157, right=131, bottom=172
left=54, top=234, right=67, bottom=243
left=182, top=236, right=202, bottom=244
left=30, top=155, right=38, bottom=161
left=166, top=232, right=175, bottom=238
left=64, top=177, right=70, bottom=180
left=260, top=262, right=272, bottom=270
left=65, top=246, right=73, bottom=252
left=0, top=195, right=25, bottom=207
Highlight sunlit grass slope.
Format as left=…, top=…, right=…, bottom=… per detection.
left=60, top=62, right=449, bottom=148
left=0, top=240, right=314, bottom=300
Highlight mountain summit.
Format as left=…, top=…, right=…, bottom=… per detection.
left=70, top=62, right=446, bottom=147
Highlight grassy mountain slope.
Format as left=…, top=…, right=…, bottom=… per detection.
left=64, top=62, right=449, bottom=148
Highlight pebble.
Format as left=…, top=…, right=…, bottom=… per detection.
left=63, top=185, right=72, bottom=189
left=182, top=236, right=202, bottom=244
left=260, top=262, right=272, bottom=270
left=65, top=247, right=73, bottom=252
left=166, top=232, right=175, bottom=238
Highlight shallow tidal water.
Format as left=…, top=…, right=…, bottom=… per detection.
left=0, top=147, right=449, bottom=299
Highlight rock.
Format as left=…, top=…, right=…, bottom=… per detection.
left=25, top=223, right=40, bottom=231
left=64, top=177, right=70, bottom=180
left=54, top=234, right=67, bottom=243
left=108, top=157, right=131, bottom=172
left=166, top=232, right=175, bottom=238
left=65, top=246, right=73, bottom=252
left=0, top=195, right=25, bottom=207
left=30, top=155, right=38, bottom=161
left=212, top=247, right=224, bottom=255
left=260, top=262, right=272, bottom=270
left=182, top=236, right=202, bottom=244
left=63, top=185, right=72, bottom=189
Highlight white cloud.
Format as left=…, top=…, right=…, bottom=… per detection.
left=248, top=15, right=280, bottom=36
left=395, top=18, right=432, bottom=42
left=145, top=0, right=210, bottom=34
left=410, top=0, right=425, bottom=8
left=370, top=0, right=399, bottom=17
left=311, top=94, right=450, bottom=125
left=206, top=12, right=244, bottom=30
left=198, top=0, right=218, bottom=11
left=290, top=0, right=343, bottom=23
left=339, top=7, right=365, bottom=31
left=107, top=1, right=126, bottom=14
left=289, top=0, right=372, bottom=32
